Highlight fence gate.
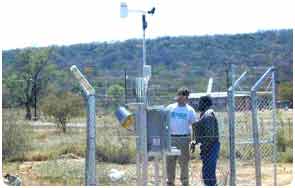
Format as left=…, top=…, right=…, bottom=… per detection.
left=228, top=66, right=277, bottom=186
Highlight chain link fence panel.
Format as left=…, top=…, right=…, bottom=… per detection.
left=2, top=66, right=292, bottom=186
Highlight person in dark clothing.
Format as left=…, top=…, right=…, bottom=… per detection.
left=191, top=95, right=220, bottom=186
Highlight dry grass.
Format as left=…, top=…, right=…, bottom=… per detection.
left=2, top=108, right=293, bottom=186
left=3, top=158, right=292, bottom=186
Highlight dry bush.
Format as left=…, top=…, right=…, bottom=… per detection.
left=2, top=109, right=33, bottom=161
left=41, top=92, right=85, bottom=133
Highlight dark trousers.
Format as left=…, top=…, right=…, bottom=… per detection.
left=200, top=142, right=220, bottom=186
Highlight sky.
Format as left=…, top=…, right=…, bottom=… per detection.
left=1, top=0, right=294, bottom=50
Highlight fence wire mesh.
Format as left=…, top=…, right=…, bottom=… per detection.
left=2, top=65, right=292, bottom=186
left=230, top=65, right=280, bottom=186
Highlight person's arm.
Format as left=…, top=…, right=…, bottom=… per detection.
left=192, top=113, right=208, bottom=143
left=189, top=109, right=198, bottom=153
left=165, top=104, right=172, bottom=111
left=189, top=108, right=198, bottom=138
left=191, top=122, right=197, bottom=141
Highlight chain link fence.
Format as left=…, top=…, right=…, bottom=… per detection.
left=229, top=65, right=280, bottom=186
left=2, top=65, right=292, bottom=186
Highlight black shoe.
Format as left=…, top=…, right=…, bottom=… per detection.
left=182, top=182, right=189, bottom=186
left=167, top=182, right=175, bottom=186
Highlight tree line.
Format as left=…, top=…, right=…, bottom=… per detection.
left=2, top=29, right=293, bottom=123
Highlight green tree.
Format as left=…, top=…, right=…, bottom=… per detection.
left=278, top=81, right=293, bottom=103
left=107, top=84, right=124, bottom=107
left=41, top=92, right=85, bottom=133
left=3, top=47, right=56, bottom=120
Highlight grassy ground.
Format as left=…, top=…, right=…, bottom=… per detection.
left=2, top=108, right=293, bottom=186
left=3, top=158, right=292, bottom=186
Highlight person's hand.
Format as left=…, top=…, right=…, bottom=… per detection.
left=190, top=140, right=197, bottom=153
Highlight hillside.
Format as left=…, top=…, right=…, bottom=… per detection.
left=3, top=29, right=292, bottom=78
left=2, top=29, right=293, bottom=102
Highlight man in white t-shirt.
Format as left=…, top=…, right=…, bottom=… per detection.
left=165, top=87, right=198, bottom=186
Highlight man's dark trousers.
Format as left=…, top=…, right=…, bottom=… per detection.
left=200, top=141, right=220, bottom=186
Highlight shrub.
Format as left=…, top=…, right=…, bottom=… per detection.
left=277, top=126, right=293, bottom=163
left=2, top=109, right=33, bottom=161
left=41, top=92, right=85, bottom=133
left=96, top=137, right=136, bottom=164
left=277, top=126, right=292, bottom=152
left=58, top=144, right=86, bottom=158
left=106, top=84, right=124, bottom=109
left=278, top=147, right=293, bottom=163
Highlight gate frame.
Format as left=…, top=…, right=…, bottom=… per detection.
left=250, top=66, right=277, bottom=186
left=227, top=70, right=248, bottom=185
left=228, top=66, right=277, bottom=186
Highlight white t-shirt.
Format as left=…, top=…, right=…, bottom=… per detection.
left=166, top=103, right=198, bottom=135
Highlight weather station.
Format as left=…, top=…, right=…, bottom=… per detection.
left=114, top=2, right=180, bottom=186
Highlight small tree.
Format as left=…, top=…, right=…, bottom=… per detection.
left=41, top=92, right=85, bottom=133
left=107, top=84, right=124, bottom=108
left=278, top=81, right=293, bottom=103
left=3, top=47, right=56, bottom=120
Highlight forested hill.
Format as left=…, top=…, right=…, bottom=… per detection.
left=3, top=29, right=293, bottom=82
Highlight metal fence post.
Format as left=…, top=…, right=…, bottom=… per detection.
left=250, top=66, right=275, bottom=186
left=227, top=63, right=236, bottom=185
left=250, top=91, right=262, bottom=186
left=154, top=156, right=160, bottom=185
left=162, top=152, right=167, bottom=185
left=227, top=65, right=247, bottom=185
left=135, top=101, right=148, bottom=186
left=271, top=69, right=277, bottom=186
left=136, top=109, right=142, bottom=185
left=228, top=89, right=236, bottom=185
left=140, top=103, right=148, bottom=186
left=85, top=94, right=97, bottom=185
left=70, top=65, right=97, bottom=186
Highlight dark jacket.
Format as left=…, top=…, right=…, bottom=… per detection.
left=194, top=109, right=219, bottom=152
